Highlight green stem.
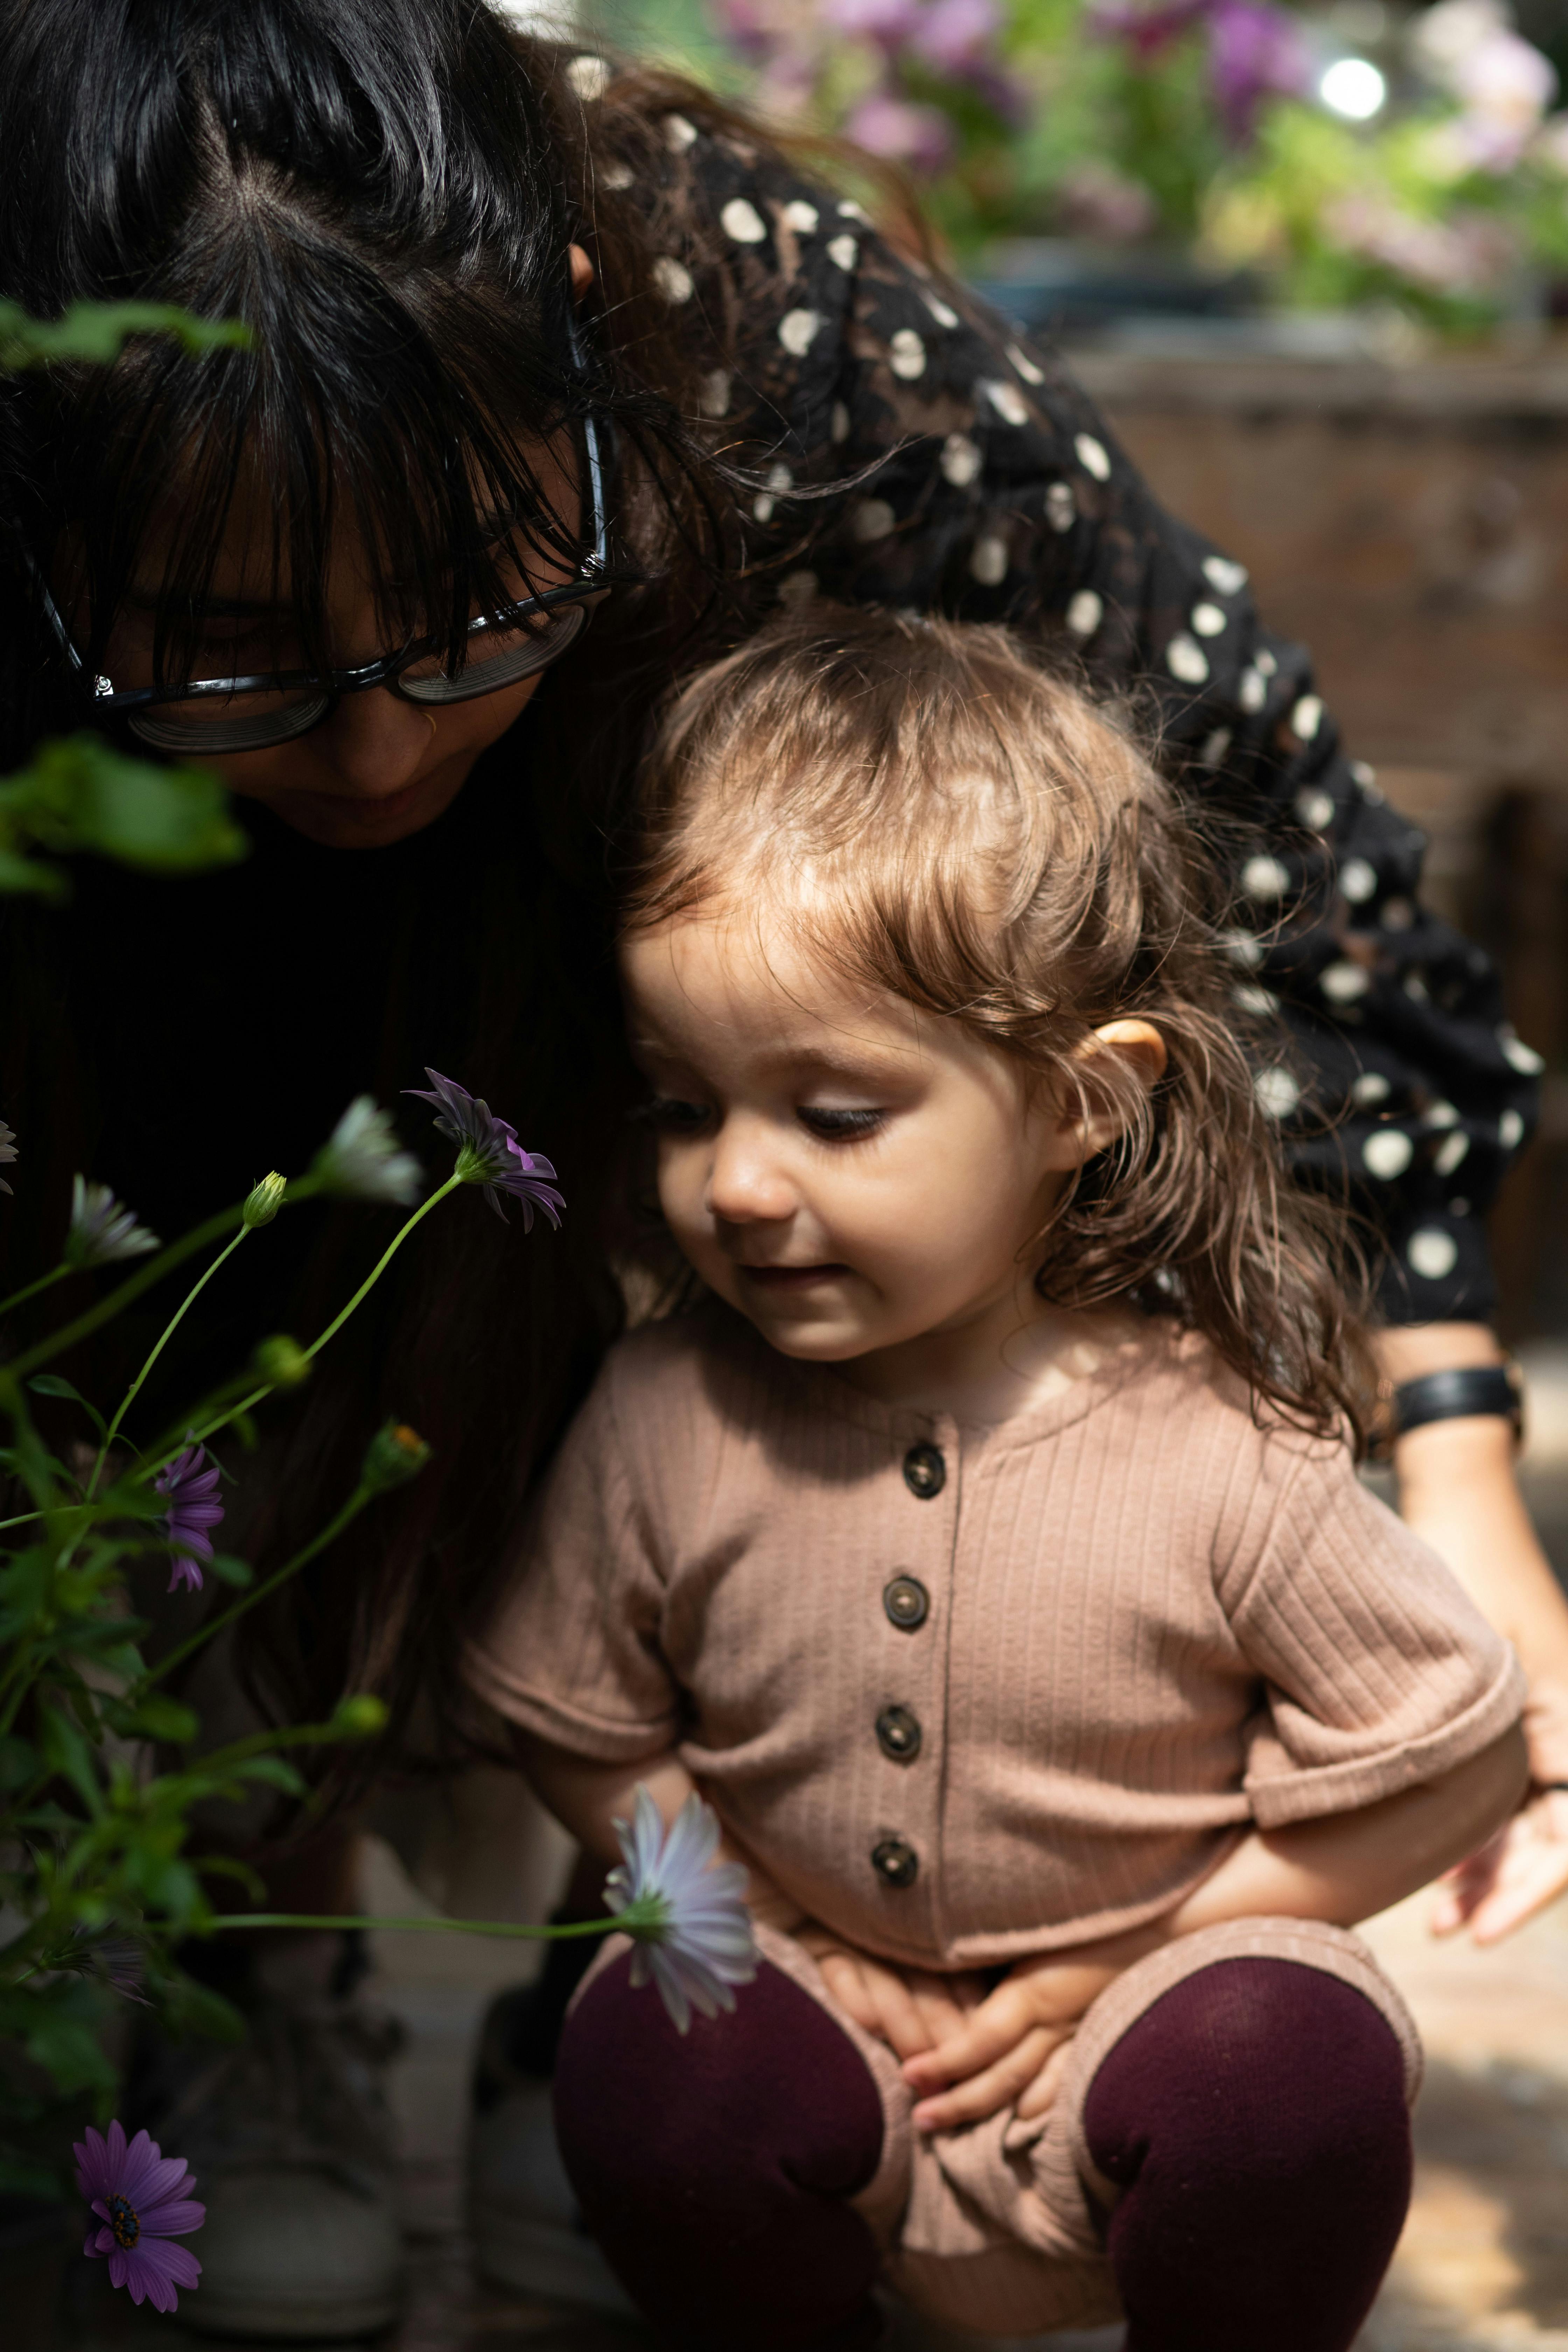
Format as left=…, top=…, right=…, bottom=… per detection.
left=203, top=1907, right=657, bottom=1940
left=89, top=1228, right=251, bottom=1498
left=0, top=1264, right=71, bottom=1320
left=149, top=1176, right=464, bottom=1479
left=0, top=1510, right=42, bottom=1532
left=302, top=1172, right=462, bottom=1364
left=4, top=1204, right=245, bottom=1384
left=135, top=1482, right=376, bottom=1692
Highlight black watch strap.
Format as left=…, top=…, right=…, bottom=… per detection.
left=1392, top=1364, right=1524, bottom=1444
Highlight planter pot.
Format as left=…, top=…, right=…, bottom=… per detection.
left=968, top=236, right=1255, bottom=340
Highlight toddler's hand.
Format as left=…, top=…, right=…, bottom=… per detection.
left=795, top=1926, right=985, bottom=2062
left=902, top=1933, right=1153, bottom=2133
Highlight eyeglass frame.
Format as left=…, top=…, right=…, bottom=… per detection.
left=26, top=314, right=611, bottom=735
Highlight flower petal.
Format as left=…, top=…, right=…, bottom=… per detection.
left=138, top=2197, right=206, bottom=2238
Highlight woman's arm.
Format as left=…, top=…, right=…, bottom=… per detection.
left=902, top=1725, right=1526, bottom=2130
left=1374, top=1320, right=1568, bottom=1940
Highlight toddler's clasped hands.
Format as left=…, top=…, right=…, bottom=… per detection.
left=796, top=1925, right=1152, bottom=2133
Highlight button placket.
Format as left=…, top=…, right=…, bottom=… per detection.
left=866, top=1422, right=957, bottom=1912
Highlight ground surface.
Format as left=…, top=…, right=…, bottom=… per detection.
left=57, top=1371, right=1568, bottom=2351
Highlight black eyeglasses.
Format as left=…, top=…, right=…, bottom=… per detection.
left=30, top=375, right=610, bottom=755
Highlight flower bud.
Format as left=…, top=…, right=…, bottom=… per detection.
left=332, top=1693, right=389, bottom=1740
left=243, top=1171, right=287, bottom=1228
left=252, top=1334, right=311, bottom=1389
left=362, top=1419, right=431, bottom=1493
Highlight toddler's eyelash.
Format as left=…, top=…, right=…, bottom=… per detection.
left=632, top=1095, right=711, bottom=1133
left=798, top=1107, right=883, bottom=1140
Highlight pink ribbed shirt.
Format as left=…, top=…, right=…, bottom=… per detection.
left=466, top=1302, right=1523, bottom=1970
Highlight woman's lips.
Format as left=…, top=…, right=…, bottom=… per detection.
left=737, top=1263, right=849, bottom=1289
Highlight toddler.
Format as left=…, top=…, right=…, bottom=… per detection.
left=467, top=609, right=1526, bottom=2352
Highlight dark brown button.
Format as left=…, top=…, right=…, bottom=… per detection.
left=883, top=1575, right=930, bottom=1631
left=876, top=1705, right=922, bottom=1764
left=871, top=1836, right=919, bottom=1889
left=902, top=1442, right=946, bottom=1500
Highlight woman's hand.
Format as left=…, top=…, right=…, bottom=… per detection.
left=899, top=1929, right=1157, bottom=2133
left=794, top=1926, right=986, bottom=2063
left=1431, top=1777, right=1568, bottom=1944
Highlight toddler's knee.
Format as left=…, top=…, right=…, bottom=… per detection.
left=1085, top=1956, right=1410, bottom=2194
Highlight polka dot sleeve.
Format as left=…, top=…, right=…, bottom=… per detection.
left=597, top=87, right=1541, bottom=1325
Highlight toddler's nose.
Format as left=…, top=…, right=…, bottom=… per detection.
left=705, top=1121, right=796, bottom=1226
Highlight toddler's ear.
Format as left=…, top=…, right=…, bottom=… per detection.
left=1041, top=1020, right=1167, bottom=1168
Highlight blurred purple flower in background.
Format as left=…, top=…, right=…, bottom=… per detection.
left=76, top=2120, right=204, bottom=2313
left=822, top=0, right=924, bottom=46
left=1094, top=0, right=1306, bottom=139
left=405, top=1070, right=565, bottom=1229
left=154, top=1442, right=223, bottom=1593
left=847, top=87, right=957, bottom=165
left=1206, top=0, right=1310, bottom=139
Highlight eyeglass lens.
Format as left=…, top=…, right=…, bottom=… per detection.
left=126, top=600, right=588, bottom=754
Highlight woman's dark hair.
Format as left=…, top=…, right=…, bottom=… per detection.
left=0, top=0, right=782, bottom=1807
left=624, top=606, right=1378, bottom=1451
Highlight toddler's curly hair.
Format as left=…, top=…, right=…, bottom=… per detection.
left=619, top=602, right=1376, bottom=1451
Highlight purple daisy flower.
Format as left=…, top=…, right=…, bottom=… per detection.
left=404, top=1069, right=565, bottom=1229
left=153, top=1442, right=223, bottom=1593
left=0, top=1116, right=15, bottom=1196
left=75, top=2120, right=204, bottom=2314
left=605, top=1787, right=758, bottom=2034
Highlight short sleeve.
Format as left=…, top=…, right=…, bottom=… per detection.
left=462, top=1365, right=681, bottom=1761
left=1217, top=1438, right=1525, bottom=1827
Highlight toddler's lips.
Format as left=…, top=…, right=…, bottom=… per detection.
left=737, top=1262, right=849, bottom=1289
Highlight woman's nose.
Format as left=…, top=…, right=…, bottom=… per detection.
left=704, top=1121, right=796, bottom=1225
left=314, top=687, right=439, bottom=793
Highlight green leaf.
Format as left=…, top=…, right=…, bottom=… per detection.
left=26, top=1374, right=107, bottom=1440
left=0, top=735, right=247, bottom=877
left=204, top=1551, right=253, bottom=1588
left=38, top=1704, right=103, bottom=1816
left=0, top=1735, right=37, bottom=1790
left=105, top=1695, right=199, bottom=1745
left=0, top=297, right=251, bottom=370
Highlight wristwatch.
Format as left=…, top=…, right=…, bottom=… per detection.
left=1389, top=1360, right=1525, bottom=1450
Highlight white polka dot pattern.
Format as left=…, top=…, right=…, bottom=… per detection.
left=1067, top=589, right=1102, bottom=636
left=652, top=255, right=693, bottom=303
left=1352, top=1071, right=1391, bottom=1106
left=1363, top=1129, right=1412, bottom=1179
left=852, top=498, right=896, bottom=543
left=940, top=433, right=982, bottom=487
left=827, top=234, right=859, bottom=271
left=1501, top=1029, right=1545, bottom=1076
left=1320, top=961, right=1370, bottom=1004
left=782, top=200, right=819, bottom=233
left=1045, top=482, right=1076, bottom=533
left=969, top=533, right=1008, bottom=585
left=1255, top=1068, right=1301, bottom=1119
left=1407, top=1228, right=1458, bottom=1281
left=1242, top=854, right=1289, bottom=899
left=1499, top=1108, right=1525, bottom=1149
left=1295, top=789, right=1334, bottom=831
left=889, top=328, right=926, bottom=380
left=1339, top=859, right=1377, bottom=905
left=721, top=198, right=767, bottom=244
left=778, top=570, right=818, bottom=607
left=1434, top=1132, right=1470, bottom=1177
left=1008, top=343, right=1045, bottom=385
left=925, top=292, right=960, bottom=328
left=1202, top=555, right=1249, bottom=595
left=1075, top=433, right=1111, bottom=480
left=1239, top=668, right=1267, bottom=714
left=1166, top=634, right=1209, bottom=685
left=983, top=379, right=1029, bottom=426
left=664, top=113, right=699, bottom=150
left=1290, top=695, right=1323, bottom=742
left=700, top=369, right=731, bottom=418
left=778, top=308, right=822, bottom=355
left=1191, top=603, right=1226, bottom=637
left=566, top=54, right=612, bottom=100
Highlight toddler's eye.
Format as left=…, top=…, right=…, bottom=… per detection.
left=798, top=1106, right=883, bottom=1141
left=637, top=1095, right=712, bottom=1135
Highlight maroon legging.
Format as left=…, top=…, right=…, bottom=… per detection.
left=553, top=1951, right=1411, bottom=2352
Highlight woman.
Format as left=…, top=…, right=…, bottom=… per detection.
left=0, top=0, right=1561, bottom=2337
